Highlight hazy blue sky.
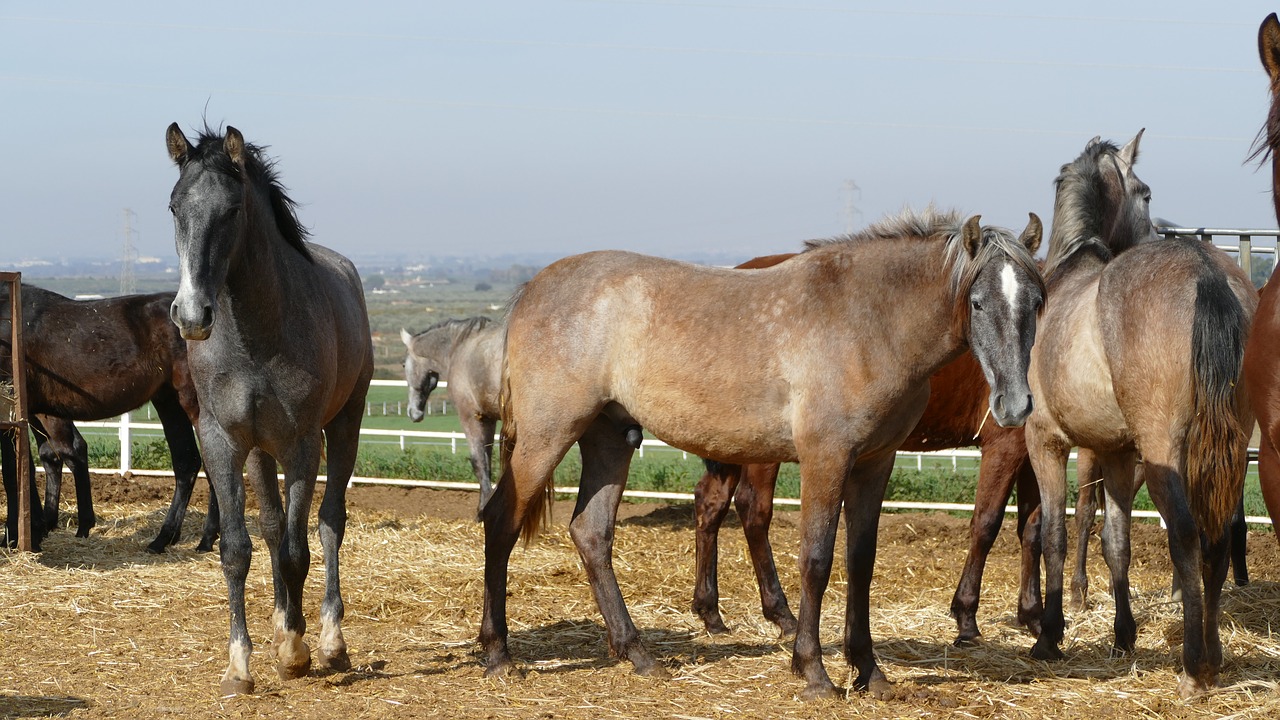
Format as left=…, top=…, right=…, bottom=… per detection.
left=3, top=1, right=1279, bottom=264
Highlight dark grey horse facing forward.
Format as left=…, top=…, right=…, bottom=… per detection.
left=166, top=123, right=373, bottom=695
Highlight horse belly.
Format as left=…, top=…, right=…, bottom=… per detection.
left=1033, top=308, right=1131, bottom=450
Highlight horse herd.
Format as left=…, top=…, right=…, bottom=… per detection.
left=4, top=11, right=1280, bottom=703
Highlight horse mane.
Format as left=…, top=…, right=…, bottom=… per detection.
left=415, top=315, right=495, bottom=342
left=1042, top=139, right=1125, bottom=281
left=805, top=206, right=1043, bottom=336
left=187, top=125, right=313, bottom=263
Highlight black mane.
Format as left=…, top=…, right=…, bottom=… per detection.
left=187, top=125, right=313, bottom=262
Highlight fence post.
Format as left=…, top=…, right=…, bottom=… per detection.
left=119, top=411, right=132, bottom=473
left=1240, top=234, right=1253, bottom=281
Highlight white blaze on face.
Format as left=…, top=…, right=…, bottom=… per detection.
left=1000, top=262, right=1020, bottom=312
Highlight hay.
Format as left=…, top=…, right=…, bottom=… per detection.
left=1, top=487, right=1279, bottom=719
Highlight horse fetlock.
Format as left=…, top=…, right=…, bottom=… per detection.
left=273, top=634, right=312, bottom=680
left=1030, top=636, right=1066, bottom=661
left=316, top=620, right=350, bottom=671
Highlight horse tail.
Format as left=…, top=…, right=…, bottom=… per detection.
left=1185, top=264, right=1250, bottom=541
left=484, top=284, right=555, bottom=544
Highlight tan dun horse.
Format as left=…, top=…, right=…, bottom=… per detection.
left=1244, top=12, right=1280, bottom=550
left=482, top=208, right=1044, bottom=700
left=691, top=254, right=1043, bottom=646
left=1025, top=131, right=1255, bottom=697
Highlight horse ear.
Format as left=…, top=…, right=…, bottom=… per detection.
left=1260, top=13, right=1280, bottom=84
left=224, top=126, right=247, bottom=169
left=166, top=123, right=192, bottom=165
left=1119, top=128, right=1144, bottom=169
left=1085, top=135, right=1102, bottom=150
left=962, top=215, right=983, bottom=257
left=400, top=328, right=414, bottom=348
left=1019, top=213, right=1043, bottom=255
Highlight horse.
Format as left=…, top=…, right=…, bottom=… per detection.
left=401, top=316, right=504, bottom=511
left=482, top=207, right=1045, bottom=700
left=0, top=286, right=213, bottom=553
left=1243, top=11, right=1280, bottom=553
left=165, top=123, right=374, bottom=695
left=691, top=253, right=1043, bottom=646
left=1025, top=131, right=1255, bottom=697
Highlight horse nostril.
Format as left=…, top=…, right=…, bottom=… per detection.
left=200, top=306, right=214, bottom=329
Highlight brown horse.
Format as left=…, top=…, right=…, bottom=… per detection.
left=0, top=286, right=212, bottom=553
left=1026, top=132, right=1255, bottom=697
left=1243, top=12, right=1280, bottom=551
left=482, top=208, right=1044, bottom=700
left=692, top=252, right=1042, bottom=646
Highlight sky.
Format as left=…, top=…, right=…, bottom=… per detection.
left=2, top=1, right=1279, bottom=266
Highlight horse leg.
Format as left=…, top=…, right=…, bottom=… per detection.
left=1141, top=458, right=1210, bottom=697
left=476, top=415, right=498, bottom=515
left=1095, top=451, right=1139, bottom=655
left=480, top=418, right=581, bottom=678
left=1070, top=449, right=1102, bottom=611
left=148, top=389, right=205, bottom=553
left=315, top=396, right=366, bottom=672
left=571, top=417, right=666, bottom=676
left=737, top=463, right=796, bottom=636
left=692, top=460, right=742, bottom=635
left=458, top=411, right=494, bottom=516
left=202, top=430, right=254, bottom=694
left=1229, top=496, right=1248, bottom=587
left=1199, top=526, right=1231, bottom=694
left=790, top=449, right=852, bottom=701
left=2, top=427, right=45, bottom=550
left=1025, top=422, right=1071, bottom=662
left=951, top=429, right=1022, bottom=644
left=65, top=425, right=93, bottom=538
left=32, top=418, right=62, bottom=532
left=243, top=449, right=290, bottom=673
left=270, top=435, right=324, bottom=682
left=1258, top=430, right=1280, bottom=552
left=842, top=452, right=895, bottom=699
left=1014, top=457, right=1043, bottom=636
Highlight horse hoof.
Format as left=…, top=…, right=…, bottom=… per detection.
left=634, top=661, right=670, bottom=679
left=484, top=659, right=521, bottom=679
left=220, top=677, right=255, bottom=696
left=703, top=618, right=731, bottom=636
left=863, top=676, right=893, bottom=700
left=1029, top=639, right=1065, bottom=662
left=953, top=633, right=980, bottom=648
left=1177, top=673, right=1215, bottom=699
left=317, top=647, right=352, bottom=672
left=195, top=539, right=216, bottom=553
left=799, top=681, right=842, bottom=702
left=275, top=655, right=312, bottom=681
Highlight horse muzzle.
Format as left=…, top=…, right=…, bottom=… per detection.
left=990, top=391, right=1033, bottom=428
left=170, top=297, right=215, bottom=341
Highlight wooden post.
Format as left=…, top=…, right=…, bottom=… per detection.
left=1, top=272, right=32, bottom=551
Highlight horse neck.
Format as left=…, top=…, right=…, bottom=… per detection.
left=221, top=202, right=305, bottom=334
left=828, top=240, right=967, bottom=375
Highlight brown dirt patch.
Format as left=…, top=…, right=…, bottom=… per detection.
left=1, top=472, right=1278, bottom=719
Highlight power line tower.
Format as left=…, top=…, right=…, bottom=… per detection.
left=120, top=208, right=138, bottom=296
left=842, top=179, right=862, bottom=234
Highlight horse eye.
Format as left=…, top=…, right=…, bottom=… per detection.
left=971, top=300, right=983, bottom=312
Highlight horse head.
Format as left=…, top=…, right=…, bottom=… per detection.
left=164, top=123, right=311, bottom=341
left=165, top=123, right=249, bottom=340
left=400, top=328, right=441, bottom=422
left=959, top=214, right=1045, bottom=428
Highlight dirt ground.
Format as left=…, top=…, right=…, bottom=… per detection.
left=1, top=472, right=1280, bottom=719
